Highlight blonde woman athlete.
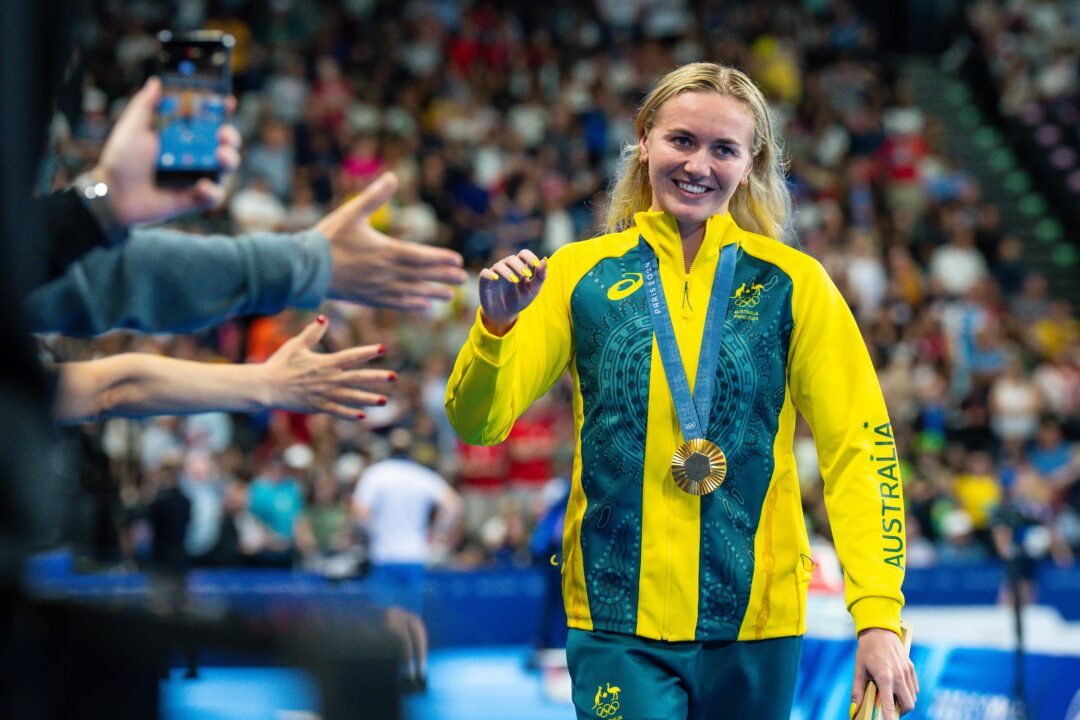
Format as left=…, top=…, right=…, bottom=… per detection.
left=446, top=63, right=918, bottom=719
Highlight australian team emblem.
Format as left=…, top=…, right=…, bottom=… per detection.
left=593, top=683, right=622, bottom=718
left=731, top=280, right=765, bottom=307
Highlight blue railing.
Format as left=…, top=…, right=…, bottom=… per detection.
left=23, top=551, right=1080, bottom=650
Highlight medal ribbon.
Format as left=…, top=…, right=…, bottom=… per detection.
left=639, top=235, right=738, bottom=441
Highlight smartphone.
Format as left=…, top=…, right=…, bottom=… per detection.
left=155, top=30, right=234, bottom=184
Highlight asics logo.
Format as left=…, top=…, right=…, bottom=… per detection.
left=606, top=273, right=643, bottom=301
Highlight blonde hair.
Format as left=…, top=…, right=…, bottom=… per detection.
left=606, top=62, right=794, bottom=244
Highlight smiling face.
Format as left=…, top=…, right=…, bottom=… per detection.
left=639, top=91, right=756, bottom=239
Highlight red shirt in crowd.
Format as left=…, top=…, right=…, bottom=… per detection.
left=506, top=415, right=556, bottom=488
left=879, top=133, right=928, bottom=183
left=456, top=440, right=507, bottom=492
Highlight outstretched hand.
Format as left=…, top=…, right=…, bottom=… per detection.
left=479, top=249, right=547, bottom=336
left=317, top=172, right=468, bottom=310
left=93, top=77, right=241, bottom=226
left=851, top=628, right=918, bottom=719
left=263, top=316, right=395, bottom=419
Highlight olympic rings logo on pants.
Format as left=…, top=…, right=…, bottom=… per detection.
left=594, top=700, right=620, bottom=717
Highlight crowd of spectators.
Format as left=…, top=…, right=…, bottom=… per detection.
left=43, top=0, right=1079, bottom=599
left=964, top=0, right=1078, bottom=120
left=961, top=0, right=1080, bottom=240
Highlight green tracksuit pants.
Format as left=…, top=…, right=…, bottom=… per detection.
left=567, top=628, right=802, bottom=720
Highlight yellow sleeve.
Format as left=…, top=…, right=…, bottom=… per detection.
left=787, top=259, right=905, bottom=636
left=444, top=247, right=575, bottom=446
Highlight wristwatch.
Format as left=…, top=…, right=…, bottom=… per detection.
left=73, top=172, right=128, bottom=246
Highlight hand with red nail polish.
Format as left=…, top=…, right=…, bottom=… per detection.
left=261, top=318, right=397, bottom=419
left=53, top=320, right=397, bottom=424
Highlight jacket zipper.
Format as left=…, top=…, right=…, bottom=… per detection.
left=662, top=223, right=703, bottom=639
left=676, top=226, right=701, bottom=320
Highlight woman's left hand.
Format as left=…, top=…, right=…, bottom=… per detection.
left=850, top=627, right=918, bottom=719
left=263, top=316, right=395, bottom=419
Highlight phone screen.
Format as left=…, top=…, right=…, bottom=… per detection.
left=156, top=32, right=233, bottom=181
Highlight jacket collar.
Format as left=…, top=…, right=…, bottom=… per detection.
left=633, top=210, right=738, bottom=271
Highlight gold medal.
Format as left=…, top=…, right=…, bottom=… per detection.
left=671, top=439, right=727, bottom=495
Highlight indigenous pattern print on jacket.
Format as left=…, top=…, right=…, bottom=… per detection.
left=446, top=210, right=905, bottom=643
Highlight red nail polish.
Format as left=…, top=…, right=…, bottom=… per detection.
left=377, top=344, right=386, bottom=355
left=378, top=398, right=388, bottom=406
left=388, top=372, right=398, bottom=382
left=356, top=412, right=366, bottom=420
left=316, top=315, right=327, bottom=325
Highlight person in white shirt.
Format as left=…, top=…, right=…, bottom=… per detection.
left=352, top=430, right=463, bottom=572
left=928, top=224, right=988, bottom=297
left=352, top=429, right=462, bottom=691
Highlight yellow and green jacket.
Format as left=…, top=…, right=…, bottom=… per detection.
left=446, top=211, right=905, bottom=642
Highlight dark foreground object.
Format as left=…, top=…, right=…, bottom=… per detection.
left=2, top=590, right=403, bottom=720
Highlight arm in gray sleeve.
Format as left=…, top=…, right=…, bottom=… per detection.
left=25, top=226, right=333, bottom=336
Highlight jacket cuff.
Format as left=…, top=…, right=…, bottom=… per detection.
left=850, top=597, right=902, bottom=637
left=291, top=228, right=333, bottom=308
left=468, top=308, right=516, bottom=367
left=240, top=228, right=332, bottom=313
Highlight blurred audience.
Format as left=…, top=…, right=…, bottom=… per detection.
left=44, top=0, right=1079, bottom=596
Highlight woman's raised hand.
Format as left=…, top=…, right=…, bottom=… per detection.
left=478, top=249, right=548, bottom=336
